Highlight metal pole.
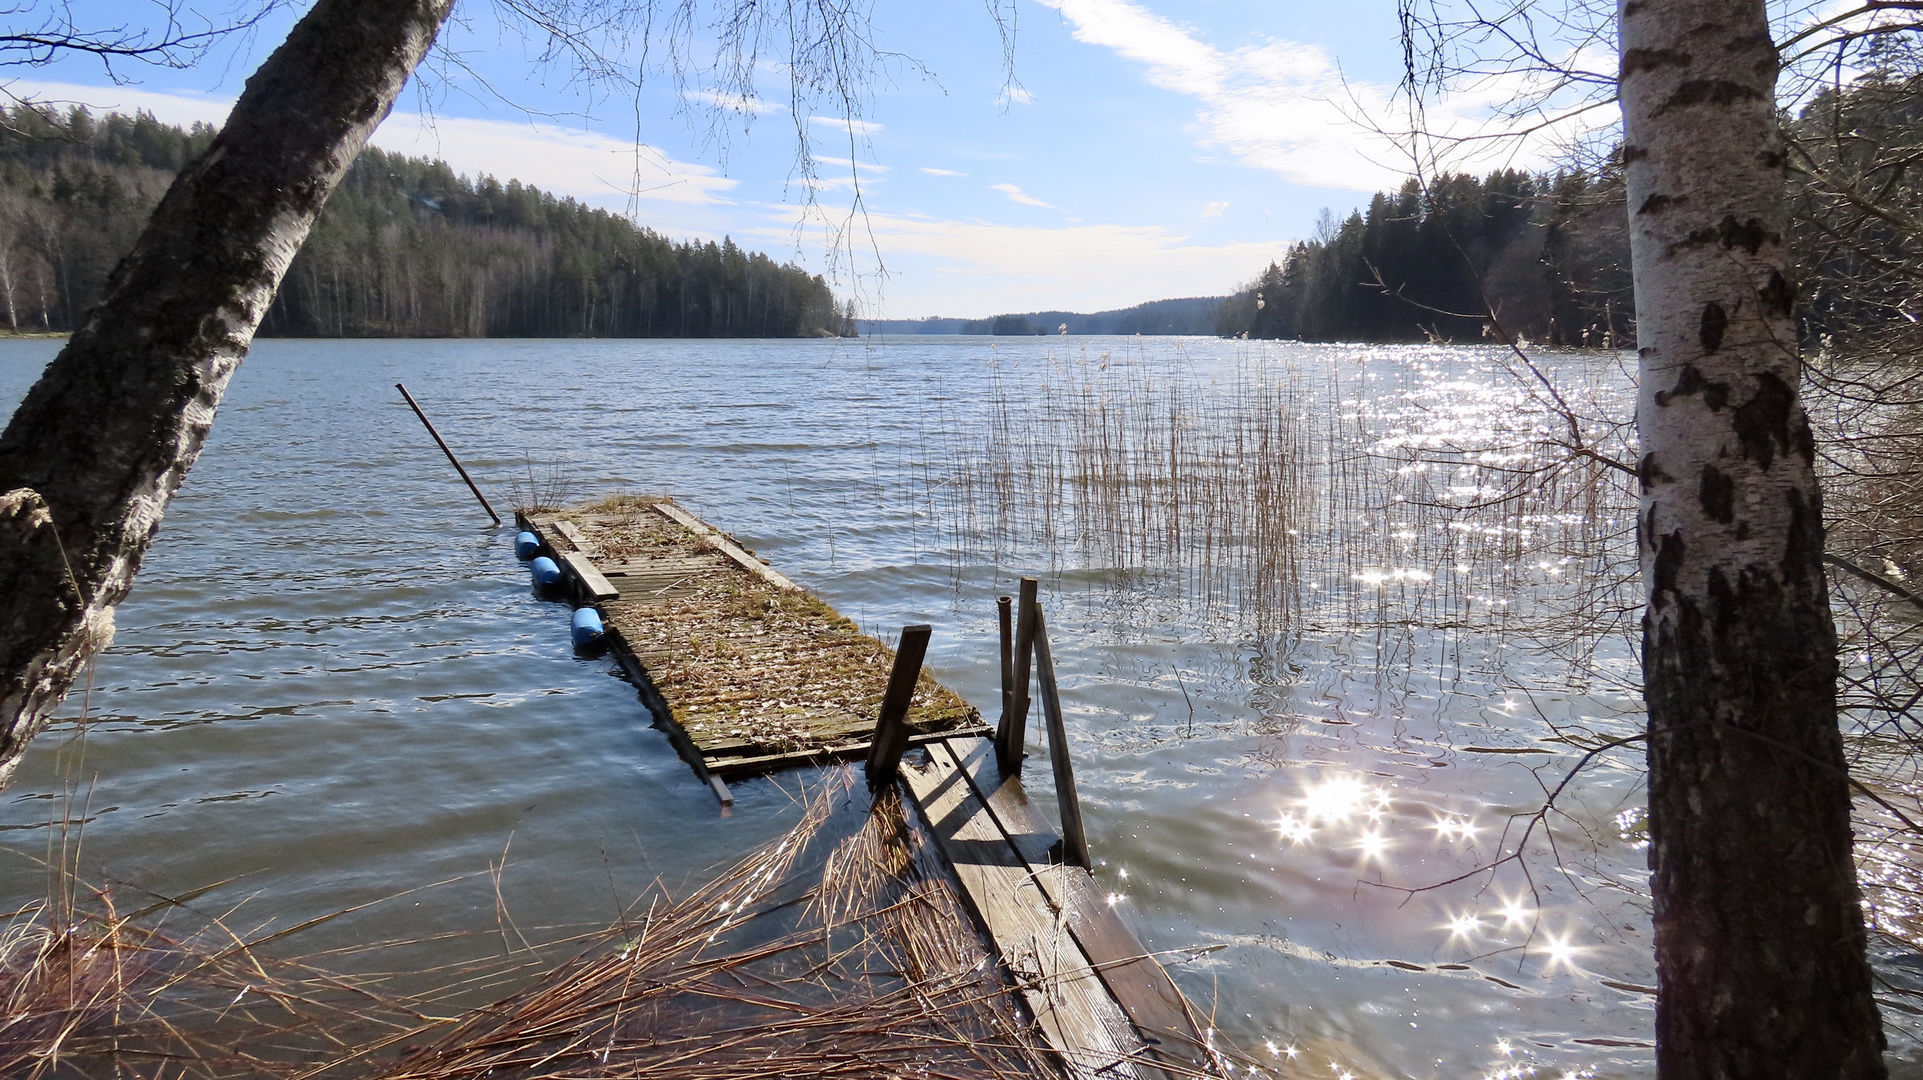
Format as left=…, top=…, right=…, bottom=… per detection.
left=396, top=383, right=500, bottom=526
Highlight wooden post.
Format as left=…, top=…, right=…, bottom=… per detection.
left=1032, top=604, right=1091, bottom=869
left=866, top=624, right=932, bottom=788
left=396, top=383, right=500, bottom=526
left=996, top=594, right=1013, bottom=744
left=998, top=577, right=1038, bottom=772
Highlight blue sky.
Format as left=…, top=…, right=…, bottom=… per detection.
left=13, top=1, right=1573, bottom=318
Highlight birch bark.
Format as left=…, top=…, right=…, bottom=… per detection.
left=0, top=0, right=454, bottom=784
left=1620, top=0, right=1886, bottom=1073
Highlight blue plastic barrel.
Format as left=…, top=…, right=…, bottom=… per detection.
left=571, top=606, right=605, bottom=648
left=515, top=531, right=541, bottom=560
left=531, top=556, right=563, bottom=587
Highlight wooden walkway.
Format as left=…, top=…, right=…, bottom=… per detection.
left=514, top=497, right=1214, bottom=1079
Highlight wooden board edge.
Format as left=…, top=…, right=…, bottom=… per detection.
left=651, top=500, right=802, bottom=592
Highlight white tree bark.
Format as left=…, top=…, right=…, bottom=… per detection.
left=1621, top=0, right=1885, bottom=1073
left=0, top=0, right=455, bottom=784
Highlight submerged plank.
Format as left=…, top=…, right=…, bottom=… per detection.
left=900, top=743, right=1152, bottom=1080
left=946, top=736, right=1211, bottom=1073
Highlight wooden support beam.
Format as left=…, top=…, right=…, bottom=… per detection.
left=999, top=577, right=1039, bottom=772
left=1032, top=605, right=1091, bottom=870
left=866, top=624, right=932, bottom=787
left=998, top=594, right=1014, bottom=750
left=558, top=551, right=620, bottom=601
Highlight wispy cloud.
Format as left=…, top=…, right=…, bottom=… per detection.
left=1036, top=0, right=1580, bottom=190
left=752, top=208, right=1291, bottom=316
left=996, top=86, right=1037, bottom=107
left=991, top=182, right=1057, bottom=209
left=810, top=114, right=883, bottom=138
left=920, top=167, right=967, bottom=177
left=684, top=88, right=787, bottom=116
left=3, top=80, right=738, bottom=208
left=1201, top=200, right=1229, bottom=218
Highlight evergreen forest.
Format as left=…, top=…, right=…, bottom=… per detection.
left=0, top=106, right=853, bottom=339
left=1218, top=67, right=1921, bottom=349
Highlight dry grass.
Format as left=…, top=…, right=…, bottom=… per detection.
left=372, top=769, right=1064, bottom=1080
left=548, top=502, right=979, bottom=755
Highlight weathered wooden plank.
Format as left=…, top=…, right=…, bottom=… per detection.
left=650, top=501, right=801, bottom=592
left=558, top=551, right=620, bottom=601
left=706, top=726, right=989, bottom=777
left=552, top=519, right=592, bottom=553
left=899, top=743, right=1149, bottom=1080
left=945, top=736, right=1205, bottom=1072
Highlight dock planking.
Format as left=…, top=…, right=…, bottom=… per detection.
left=518, top=497, right=988, bottom=780
left=514, top=496, right=1214, bottom=1078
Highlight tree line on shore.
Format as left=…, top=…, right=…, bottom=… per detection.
left=1219, top=67, right=1918, bottom=350
left=0, top=106, right=853, bottom=339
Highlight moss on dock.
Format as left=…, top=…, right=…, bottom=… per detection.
left=527, top=500, right=983, bottom=772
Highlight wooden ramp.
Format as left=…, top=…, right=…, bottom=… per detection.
left=902, top=733, right=1217, bottom=1080
left=518, top=497, right=990, bottom=787
left=515, top=497, right=1215, bottom=1079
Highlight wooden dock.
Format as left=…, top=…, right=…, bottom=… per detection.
left=517, top=497, right=990, bottom=790
left=514, top=497, right=1215, bottom=1079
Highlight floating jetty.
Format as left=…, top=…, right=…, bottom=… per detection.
left=517, top=497, right=989, bottom=797
left=514, top=497, right=1213, bottom=1079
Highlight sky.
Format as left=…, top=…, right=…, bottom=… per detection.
left=12, top=0, right=1586, bottom=319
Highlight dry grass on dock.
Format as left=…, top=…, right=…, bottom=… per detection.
left=540, top=496, right=979, bottom=759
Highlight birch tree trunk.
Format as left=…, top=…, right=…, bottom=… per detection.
left=1620, top=0, right=1886, bottom=1073
left=0, top=0, right=454, bottom=785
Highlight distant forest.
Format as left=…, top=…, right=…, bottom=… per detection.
left=1220, top=72, right=1918, bottom=346
left=861, top=296, right=1221, bottom=337
left=1217, top=169, right=1631, bottom=346
left=0, top=107, right=852, bottom=339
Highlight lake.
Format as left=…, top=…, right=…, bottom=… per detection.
left=2, top=335, right=1916, bottom=1079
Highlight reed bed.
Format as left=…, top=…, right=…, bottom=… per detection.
left=0, top=876, right=447, bottom=1079
left=899, top=341, right=1643, bottom=664
left=370, top=769, right=1064, bottom=1080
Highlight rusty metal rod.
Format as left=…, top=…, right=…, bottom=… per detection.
left=396, top=382, right=499, bottom=526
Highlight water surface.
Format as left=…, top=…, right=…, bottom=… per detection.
left=0, top=336, right=1910, bottom=1079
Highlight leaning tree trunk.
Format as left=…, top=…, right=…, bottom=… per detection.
left=0, top=0, right=455, bottom=785
left=1620, top=0, right=1886, bottom=1074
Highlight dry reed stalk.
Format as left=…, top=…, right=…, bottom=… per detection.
left=371, top=769, right=1065, bottom=1080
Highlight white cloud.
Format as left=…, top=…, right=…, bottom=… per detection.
left=991, top=182, right=1057, bottom=209
left=1201, top=200, right=1229, bottom=218
left=3, top=79, right=233, bottom=128
left=997, top=86, right=1037, bottom=107
left=920, top=167, right=967, bottom=177
left=2, top=80, right=737, bottom=207
left=1036, top=0, right=1585, bottom=190
left=376, top=114, right=737, bottom=205
left=810, top=114, right=882, bottom=138
left=751, top=209, right=1290, bottom=316
left=683, top=88, right=786, bottom=116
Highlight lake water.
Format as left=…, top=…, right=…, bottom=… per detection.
left=1, top=335, right=1917, bottom=1079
